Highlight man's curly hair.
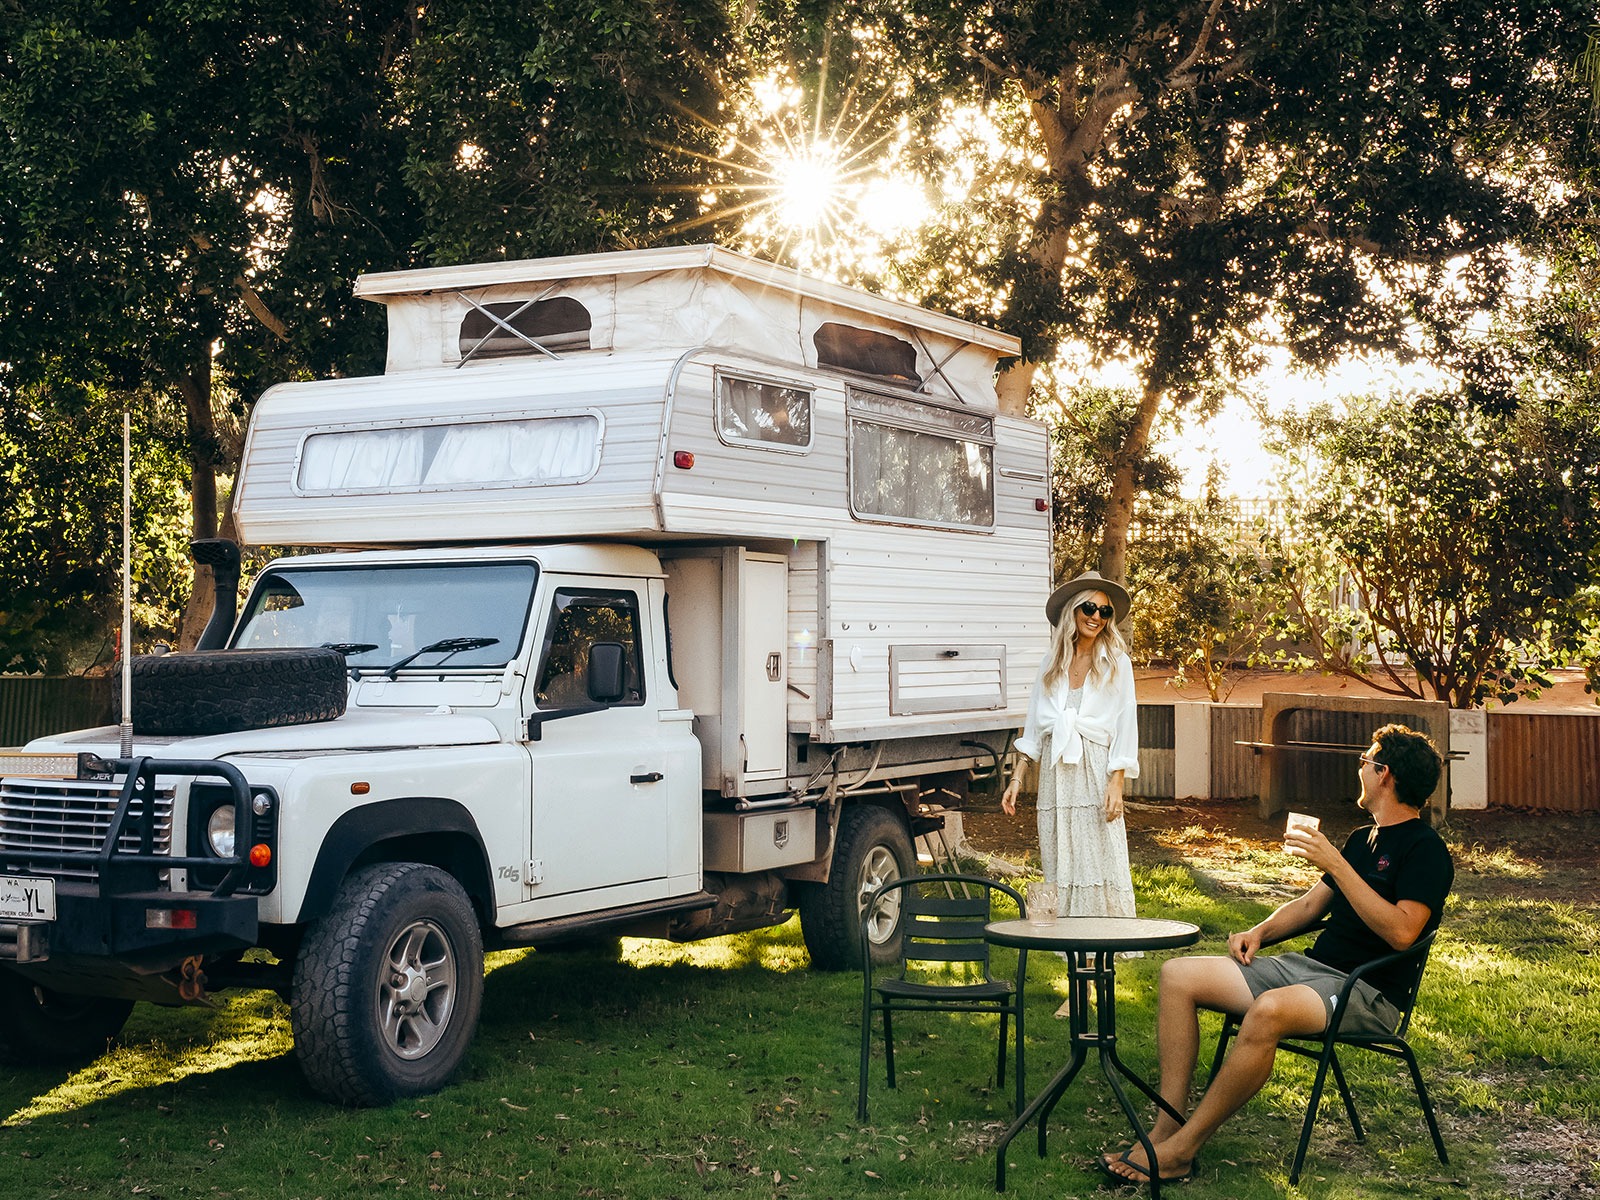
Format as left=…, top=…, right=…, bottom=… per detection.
left=1370, top=724, right=1444, bottom=808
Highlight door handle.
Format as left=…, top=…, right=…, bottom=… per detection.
left=766, top=652, right=782, bottom=681
left=630, top=771, right=665, bottom=784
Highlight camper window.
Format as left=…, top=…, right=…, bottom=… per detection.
left=847, top=391, right=994, bottom=530
left=813, top=322, right=921, bottom=385
left=296, top=414, right=601, bottom=494
left=457, top=297, right=592, bottom=360
left=715, top=374, right=812, bottom=451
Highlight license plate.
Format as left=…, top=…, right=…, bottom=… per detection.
left=0, top=876, right=55, bottom=921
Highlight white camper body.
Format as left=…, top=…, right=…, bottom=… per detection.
left=234, top=245, right=1052, bottom=789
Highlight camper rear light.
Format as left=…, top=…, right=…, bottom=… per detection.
left=673, top=450, right=695, bottom=469
left=1035, top=498, right=1048, bottom=512
left=147, top=908, right=198, bottom=930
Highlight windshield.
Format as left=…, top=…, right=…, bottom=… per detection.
left=233, top=562, right=539, bottom=671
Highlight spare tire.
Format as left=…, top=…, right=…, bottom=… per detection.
left=124, top=648, right=348, bottom=736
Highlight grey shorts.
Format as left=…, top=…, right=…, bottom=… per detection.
left=1236, top=952, right=1402, bottom=1036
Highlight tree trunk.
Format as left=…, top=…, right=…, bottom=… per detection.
left=174, top=354, right=227, bottom=650
left=1096, top=381, right=1165, bottom=582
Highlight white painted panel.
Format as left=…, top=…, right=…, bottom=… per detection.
left=741, top=556, right=789, bottom=780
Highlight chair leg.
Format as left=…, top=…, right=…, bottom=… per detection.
left=997, top=1010, right=1009, bottom=1088
left=883, top=1007, right=896, bottom=1089
left=1328, top=1050, right=1364, bottom=1141
left=858, top=1003, right=873, bottom=1122
left=1398, top=1044, right=1449, bottom=1165
left=1207, top=1018, right=1238, bottom=1086
left=1289, top=1046, right=1337, bottom=1186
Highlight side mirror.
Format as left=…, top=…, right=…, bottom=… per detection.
left=587, top=642, right=627, bottom=704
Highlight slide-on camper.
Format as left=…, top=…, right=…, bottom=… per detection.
left=0, top=246, right=1051, bottom=1104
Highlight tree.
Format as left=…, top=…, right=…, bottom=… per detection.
left=1, top=0, right=739, bottom=654
left=744, top=0, right=1595, bottom=584
left=1261, top=389, right=1600, bottom=708
left=0, top=386, right=191, bottom=672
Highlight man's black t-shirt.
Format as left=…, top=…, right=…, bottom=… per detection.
left=1307, top=818, right=1454, bottom=1009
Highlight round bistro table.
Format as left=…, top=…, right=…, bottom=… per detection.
left=984, top=916, right=1202, bottom=1196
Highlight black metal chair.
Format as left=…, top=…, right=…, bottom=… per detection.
left=1206, top=925, right=1448, bottom=1185
left=857, top=872, right=1027, bottom=1122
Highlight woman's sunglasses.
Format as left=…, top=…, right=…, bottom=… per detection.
left=1077, top=601, right=1115, bottom=620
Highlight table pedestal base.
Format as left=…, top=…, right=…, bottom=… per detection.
left=993, top=950, right=1185, bottom=1196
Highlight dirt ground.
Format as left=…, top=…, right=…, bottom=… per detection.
left=1137, top=664, right=1598, bottom=712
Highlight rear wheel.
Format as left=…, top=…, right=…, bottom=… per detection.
left=291, top=863, right=484, bottom=1106
left=0, top=972, right=133, bottom=1064
left=798, top=805, right=914, bottom=971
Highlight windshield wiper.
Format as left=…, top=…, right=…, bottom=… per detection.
left=323, top=643, right=382, bottom=681
left=382, top=636, right=500, bottom=680
left=323, top=642, right=380, bottom=656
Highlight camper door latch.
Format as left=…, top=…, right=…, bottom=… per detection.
left=766, top=652, right=782, bottom=681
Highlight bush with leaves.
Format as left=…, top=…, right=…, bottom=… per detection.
left=1261, top=391, right=1600, bottom=708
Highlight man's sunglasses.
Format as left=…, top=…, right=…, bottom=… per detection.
left=1359, top=755, right=1386, bottom=772
left=1077, top=601, right=1115, bottom=620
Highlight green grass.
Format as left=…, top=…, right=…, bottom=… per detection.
left=0, top=850, right=1595, bottom=1199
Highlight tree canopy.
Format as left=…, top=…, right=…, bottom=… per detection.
left=747, top=0, right=1596, bottom=580
left=1, top=0, right=738, bottom=661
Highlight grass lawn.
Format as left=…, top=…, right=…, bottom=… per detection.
left=0, top=801, right=1594, bottom=1199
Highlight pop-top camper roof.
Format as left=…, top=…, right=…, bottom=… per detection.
left=233, top=245, right=1038, bottom=547
left=352, top=243, right=1018, bottom=405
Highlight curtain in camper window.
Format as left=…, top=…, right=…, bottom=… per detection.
left=299, top=426, right=427, bottom=491
left=848, top=392, right=994, bottom=528
left=425, top=415, right=599, bottom=485
left=297, top=415, right=601, bottom=494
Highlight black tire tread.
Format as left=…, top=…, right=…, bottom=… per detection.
left=291, top=862, right=483, bottom=1107
left=128, top=648, right=347, bottom=735
left=798, top=804, right=913, bottom=972
left=0, top=972, right=133, bottom=1065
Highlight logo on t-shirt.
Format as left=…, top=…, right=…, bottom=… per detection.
left=1376, top=855, right=1392, bottom=872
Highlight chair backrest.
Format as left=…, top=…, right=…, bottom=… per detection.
left=1384, top=929, right=1438, bottom=1038
left=861, top=873, right=1025, bottom=984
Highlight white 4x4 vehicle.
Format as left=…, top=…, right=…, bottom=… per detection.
left=0, top=246, right=1049, bottom=1104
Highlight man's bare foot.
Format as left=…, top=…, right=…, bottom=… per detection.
left=1097, top=1139, right=1196, bottom=1185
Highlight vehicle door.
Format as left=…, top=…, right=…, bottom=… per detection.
left=524, top=583, right=672, bottom=901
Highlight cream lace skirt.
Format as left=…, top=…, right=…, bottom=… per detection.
left=1035, top=732, right=1137, bottom=919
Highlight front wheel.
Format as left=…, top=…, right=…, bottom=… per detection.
left=798, top=804, right=915, bottom=971
left=0, top=972, right=132, bottom=1064
left=291, top=863, right=484, bottom=1106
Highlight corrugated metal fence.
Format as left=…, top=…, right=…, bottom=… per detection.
left=0, top=676, right=115, bottom=747
left=1209, top=704, right=1260, bottom=801
left=1487, top=712, right=1600, bottom=812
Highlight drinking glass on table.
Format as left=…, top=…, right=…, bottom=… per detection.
left=1026, top=881, right=1059, bottom=926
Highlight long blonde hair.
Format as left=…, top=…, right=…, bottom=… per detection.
left=1042, top=588, right=1129, bottom=691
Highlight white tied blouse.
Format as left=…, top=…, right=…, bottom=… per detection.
left=1014, top=648, right=1140, bottom=778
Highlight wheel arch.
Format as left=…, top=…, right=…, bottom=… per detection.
left=299, top=798, right=495, bottom=927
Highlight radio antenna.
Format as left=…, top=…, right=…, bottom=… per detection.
left=119, top=409, right=133, bottom=759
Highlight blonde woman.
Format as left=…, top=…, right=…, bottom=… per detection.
left=1002, top=569, right=1139, bottom=922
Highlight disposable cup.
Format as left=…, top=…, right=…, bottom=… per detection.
left=1284, top=811, right=1320, bottom=855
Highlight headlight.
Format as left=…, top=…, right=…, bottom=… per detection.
left=206, top=805, right=237, bottom=857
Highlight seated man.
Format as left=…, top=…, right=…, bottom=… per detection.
left=1101, top=722, right=1453, bottom=1186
